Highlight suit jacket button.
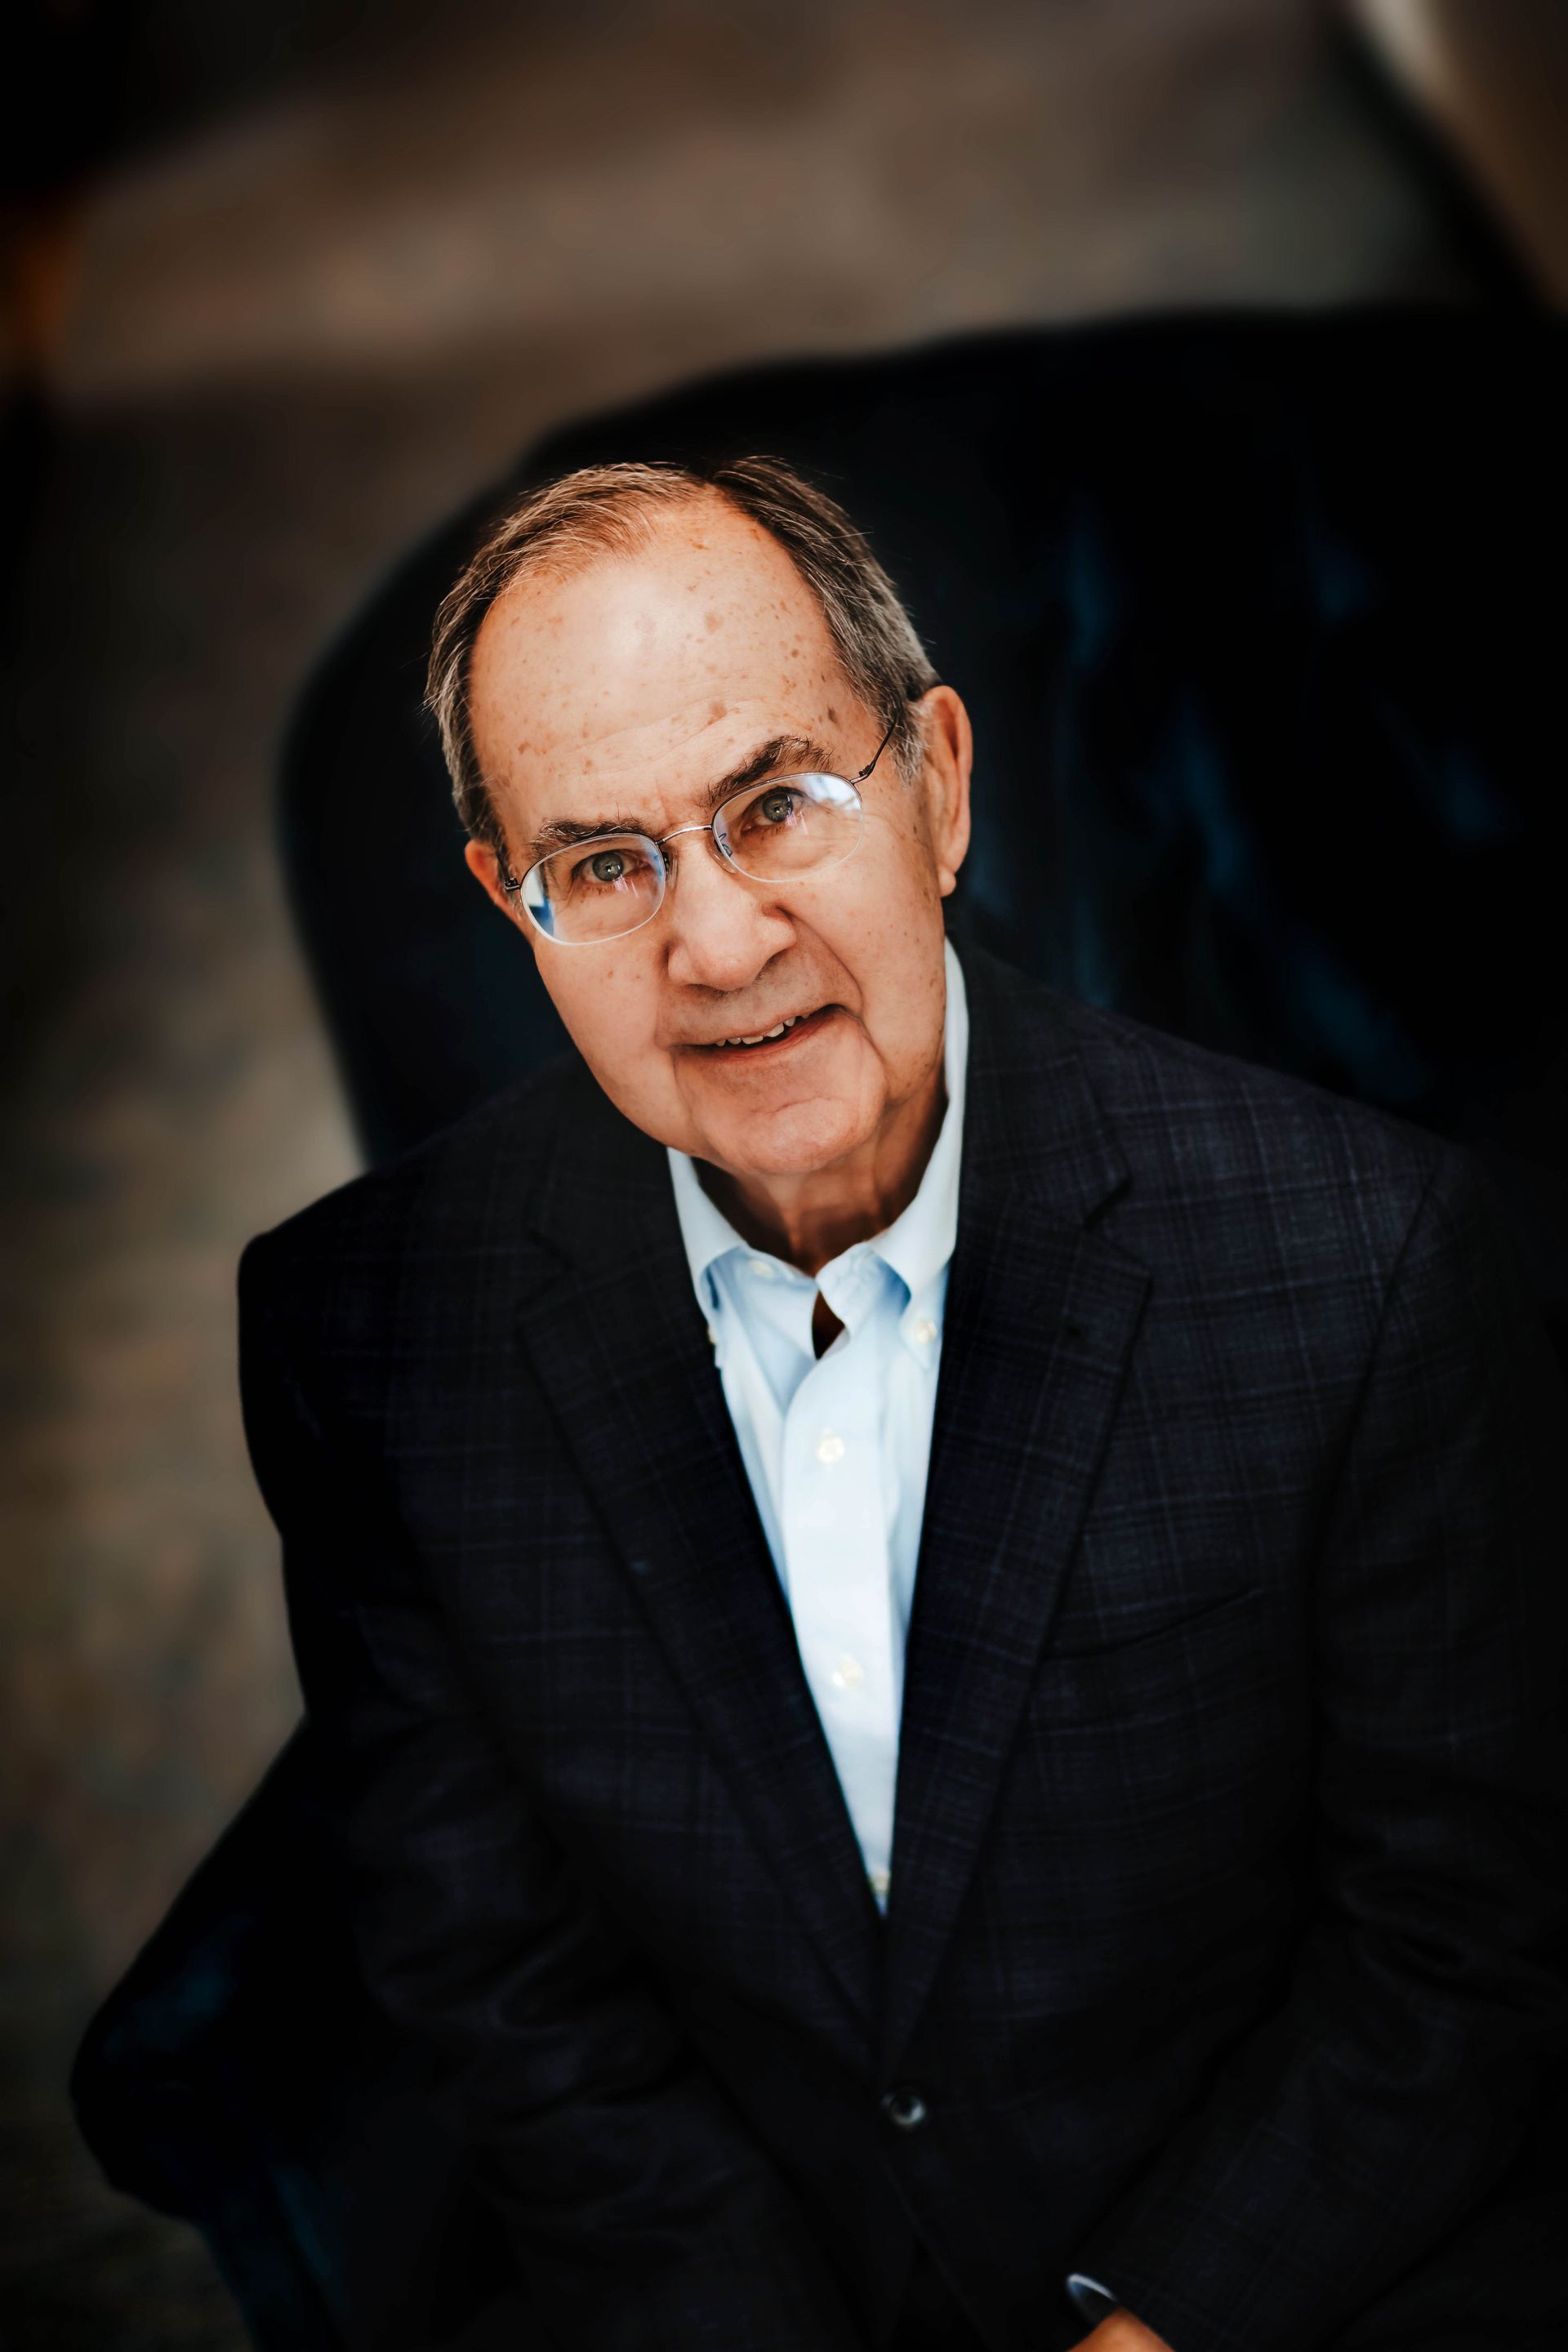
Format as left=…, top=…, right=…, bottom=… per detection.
left=880, top=2085, right=929, bottom=2132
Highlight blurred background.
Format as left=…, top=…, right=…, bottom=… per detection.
left=2, top=2, right=1564, bottom=2344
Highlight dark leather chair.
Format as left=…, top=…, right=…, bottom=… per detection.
left=72, top=311, right=1568, bottom=2350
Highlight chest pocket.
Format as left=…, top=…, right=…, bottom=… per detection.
left=1025, top=1585, right=1304, bottom=1864
left=1042, top=1578, right=1263, bottom=1681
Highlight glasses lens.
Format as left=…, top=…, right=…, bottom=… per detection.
left=715, top=773, right=862, bottom=881
left=523, top=834, right=665, bottom=943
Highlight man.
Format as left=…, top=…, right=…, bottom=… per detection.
left=238, top=456, right=1567, bottom=2352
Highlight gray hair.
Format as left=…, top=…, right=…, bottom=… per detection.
left=425, top=454, right=938, bottom=858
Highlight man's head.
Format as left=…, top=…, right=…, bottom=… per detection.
left=429, top=457, right=972, bottom=1200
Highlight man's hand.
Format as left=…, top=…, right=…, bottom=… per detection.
left=1071, top=2313, right=1175, bottom=2352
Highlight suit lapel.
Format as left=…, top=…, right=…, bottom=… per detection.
left=513, top=1074, right=882, bottom=2034
left=880, top=949, right=1151, bottom=2068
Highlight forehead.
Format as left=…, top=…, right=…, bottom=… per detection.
left=467, top=497, right=849, bottom=802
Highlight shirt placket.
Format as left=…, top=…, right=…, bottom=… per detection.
left=779, top=1256, right=900, bottom=1901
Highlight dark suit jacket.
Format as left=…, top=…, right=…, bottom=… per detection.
left=237, top=942, right=1568, bottom=2352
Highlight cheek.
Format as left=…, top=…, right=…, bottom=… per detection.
left=843, top=850, right=949, bottom=1058
left=837, top=827, right=947, bottom=983
left=859, top=796, right=943, bottom=910
left=542, top=959, right=657, bottom=1089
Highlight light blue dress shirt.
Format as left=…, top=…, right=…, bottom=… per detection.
left=668, top=939, right=968, bottom=1913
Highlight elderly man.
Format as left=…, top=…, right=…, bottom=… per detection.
left=238, top=457, right=1566, bottom=2352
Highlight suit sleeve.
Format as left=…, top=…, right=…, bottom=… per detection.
left=238, top=1235, right=862, bottom=2352
left=1074, top=1141, right=1568, bottom=2352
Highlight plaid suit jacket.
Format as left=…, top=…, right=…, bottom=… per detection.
left=238, top=942, right=1568, bottom=2352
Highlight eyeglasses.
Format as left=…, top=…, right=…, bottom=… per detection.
left=497, top=716, right=899, bottom=947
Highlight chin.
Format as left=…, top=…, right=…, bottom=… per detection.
left=706, top=1096, right=872, bottom=1180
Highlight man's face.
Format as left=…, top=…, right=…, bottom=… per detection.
left=465, top=496, right=971, bottom=1183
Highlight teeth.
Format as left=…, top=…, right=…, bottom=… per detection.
left=719, top=1013, right=804, bottom=1048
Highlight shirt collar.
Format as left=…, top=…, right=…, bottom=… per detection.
left=667, top=937, right=969, bottom=1310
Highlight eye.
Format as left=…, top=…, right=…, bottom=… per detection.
left=555, top=840, right=660, bottom=900
left=753, top=786, right=801, bottom=826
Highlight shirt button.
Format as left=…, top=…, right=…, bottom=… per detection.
left=705, top=1322, right=717, bottom=1346
left=815, top=1432, right=846, bottom=1464
left=867, top=1866, right=890, bottom=1900
left=911, top=1318, right=938, bottom=1346
left=880, top=2085, right=929, bottom=2132
left=831, top=1655, right=864, bottom=1690
left=748, top=1258, right=776, bottom=1280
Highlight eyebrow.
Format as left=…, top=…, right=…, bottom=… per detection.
left=525, top=733, right=834, bottom=862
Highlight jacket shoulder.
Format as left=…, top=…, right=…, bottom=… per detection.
left=1032, top=984, right=1458, bottom=1274
left=238, top=1049, right=590, bottom=1312
left=1062, top=989, right=1442, bottom=1165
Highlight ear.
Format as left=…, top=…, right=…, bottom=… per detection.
left=914, top=685, right=973, bottom=899
left=465, top=837, right=525, bottom=927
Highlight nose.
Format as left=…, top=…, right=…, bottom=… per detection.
left=662, top=832, right=794, bottom=992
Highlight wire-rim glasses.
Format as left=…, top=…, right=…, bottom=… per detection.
left=497, top=715, right=899, bottom=947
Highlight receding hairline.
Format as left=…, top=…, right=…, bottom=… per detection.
left=465, top=488, right=874, bottom=825
left=473, top=478, right=817, bottom=630
left=426, top=452, right=939, bottom=858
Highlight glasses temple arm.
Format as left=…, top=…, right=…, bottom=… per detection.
left=854, top=686, right=931, bottom=782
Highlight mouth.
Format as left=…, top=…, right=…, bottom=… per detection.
left=693, top=1004, right=840, bottom=1059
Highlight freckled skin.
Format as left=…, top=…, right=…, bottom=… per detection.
left=463, top=495, right=973, bottom=1272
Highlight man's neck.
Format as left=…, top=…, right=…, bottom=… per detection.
left=697, top=1061, right=947, bottom=1279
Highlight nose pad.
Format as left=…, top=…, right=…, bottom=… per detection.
left=664, top=825, right=738, bottom=895
left=655, top=821, right=728, bottom=891
left=708, top=810, right=739, bottom=865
